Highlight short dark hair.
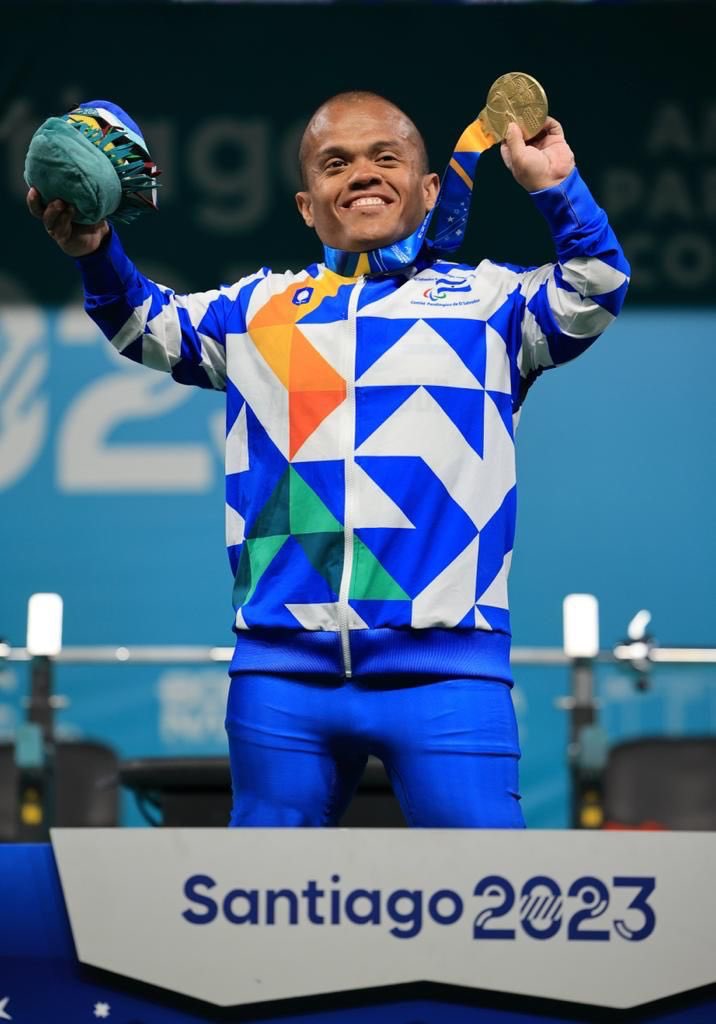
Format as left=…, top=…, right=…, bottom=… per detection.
left=298, top=90, right=430, bottom=187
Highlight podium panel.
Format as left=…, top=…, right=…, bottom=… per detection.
left=1, top=831, right=715, bottom=1023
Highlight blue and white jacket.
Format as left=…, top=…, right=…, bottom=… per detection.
left=77, top=168, right=629, bottom=679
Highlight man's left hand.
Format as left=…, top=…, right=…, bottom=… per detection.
left=500, top=116, right=575, bottom=192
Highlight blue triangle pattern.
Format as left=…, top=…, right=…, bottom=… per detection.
left=592, top=278, right=629, bottom=317
left=241, top=599, right=297, bottom=630
left=241, top=407, right=288, bottom=536
left=228, top=543, right=241, bottom=577
left=553, top=264, right=579, bottom=295
left=488, top=289, right=523, bottom=362
left=226, top=378, right=245, bottom=435
left=355, top=455, right=477, bottom=598
left=476, top=605, right=511, bottom=633
left=527, top=280, right=599, bottom=363
left=357, top=277, right=401, bottom=311
left=291, top=460, right=345, bottom=526
left=355, top=317, right=414, bottom=379
left=486, top=299, right=523, bottom=400
left=457, top=607, right=476, bottom=628
left=486, top=390, right=514, bottom=439
left=475, top=486, right=516, bottom=601
left=349, top=599, right=412, bottom=629
left=425, top=386, right=485, bottom=457
left=197, top=303, right=228, bottom=347
left=244, top=535, right=340, bottom=626
left=422, top=318, right=486, bottom=385
left=146, top=286, right=170, bottom=321
left=226, top=472, right=242, bottom=515
left=355, top=385, right=418, bottom=449
left=526, top=282, right=556, bottom=339
left=590, top=248, right=629, bottom=274
left=224, top=274, right=265, bottom=333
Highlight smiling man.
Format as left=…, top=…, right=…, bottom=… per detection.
left=29, top=90, right=629, bottom=829
left=295, top=94, right=438, bottom=253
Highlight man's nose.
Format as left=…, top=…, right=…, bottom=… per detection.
left=348, top=158, right=383, bottom=188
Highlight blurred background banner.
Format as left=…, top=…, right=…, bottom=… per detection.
left=2, top=1, right=715, bottom=827
left=2, top=2, right=715, bottom=305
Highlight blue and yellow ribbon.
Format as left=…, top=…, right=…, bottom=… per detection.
left=323, top=115, right=496, bottom=276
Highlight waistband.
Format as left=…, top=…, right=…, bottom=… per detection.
left=229, top=627, right=512, bottom=683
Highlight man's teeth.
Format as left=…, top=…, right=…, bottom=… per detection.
left=350, top=197, right=386, bottom=208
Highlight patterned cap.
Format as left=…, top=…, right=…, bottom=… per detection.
left=24, top=99, right=161, bottom=226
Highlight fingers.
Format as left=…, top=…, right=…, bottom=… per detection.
left=45, top=203, right=76, bottom=246
left=30, top=195, right=76, bottom=245
left=528, top=118, right=565, bottom=146
left=543, top=116, right=564, bottom=137
left=504, top=121, right=527, bottom=151
left=44, top=199, right=68, bottom=231
left=27, top=189, right=74, bottom=232
left=26, top=186, right=46, bottom=219
left=500, top=122, right=526, bottom=168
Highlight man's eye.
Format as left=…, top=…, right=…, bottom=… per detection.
left=377, top=154, right=399, bottom=163
left=325, top=159, right=346, bottom=171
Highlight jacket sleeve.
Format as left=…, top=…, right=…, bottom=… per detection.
left=510, top=168, right=630, bottom=404
left=75, top=227, right=264, bottom=391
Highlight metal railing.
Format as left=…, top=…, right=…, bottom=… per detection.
left=4, top=642, right=715, bottom=666
left=2, top=606, right=716, bottom=835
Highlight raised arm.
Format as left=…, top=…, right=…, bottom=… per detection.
left=498, top=121, right=630, bottom=401
left=26, top=189, right=244, bottom=391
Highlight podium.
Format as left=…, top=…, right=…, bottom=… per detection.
left=2, top=830, right=716, bottom=1023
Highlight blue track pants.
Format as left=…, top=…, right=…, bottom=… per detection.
left=225, top=673, right=525, bottom=828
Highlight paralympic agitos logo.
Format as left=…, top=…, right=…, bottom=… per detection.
left=181, top=872, right=657, bottom=942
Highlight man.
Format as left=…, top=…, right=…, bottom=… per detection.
left=28, top=91, right=629, bottom=828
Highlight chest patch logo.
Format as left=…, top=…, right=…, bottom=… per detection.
left=292, top=286, right=314, bottom=306
left=422, top=277, right=473, bottom=302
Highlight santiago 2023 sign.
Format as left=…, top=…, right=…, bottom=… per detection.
left=51, top=828, right=716, bottom=1010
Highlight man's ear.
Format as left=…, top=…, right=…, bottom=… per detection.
left=423, top=172, right=441, bottom=211
left=295, top=191, right=314, bottom=228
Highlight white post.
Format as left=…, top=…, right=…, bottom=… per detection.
left=26, top=593, right=63, bottom=656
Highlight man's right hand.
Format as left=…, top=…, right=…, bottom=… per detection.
left=26, top=187, right=110, bottom=258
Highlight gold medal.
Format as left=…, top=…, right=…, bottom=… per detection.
left=478, top=72, right=549, bottom=143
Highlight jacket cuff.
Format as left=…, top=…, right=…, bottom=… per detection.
left=529, top=168, right=606, bottom=254
left=74, top=225, right=136, bottom=295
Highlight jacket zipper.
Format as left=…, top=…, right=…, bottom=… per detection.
left=337, top=276, right=364, bottom=677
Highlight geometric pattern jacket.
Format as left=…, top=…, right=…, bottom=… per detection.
left=78, top=169, right=630, bottom=679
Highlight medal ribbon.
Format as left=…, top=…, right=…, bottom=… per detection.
left=322, top=115, right=496, bottom=276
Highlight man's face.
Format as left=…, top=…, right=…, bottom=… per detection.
left=296, top=98, right=440, bottom=253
